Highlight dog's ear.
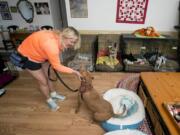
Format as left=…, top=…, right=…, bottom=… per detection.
left=87, top=71, right=94, bottom=80
left=79, top=63, right=86, bottom=72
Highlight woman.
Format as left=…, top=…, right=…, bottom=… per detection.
left=17, top=26, right=82, bottom=111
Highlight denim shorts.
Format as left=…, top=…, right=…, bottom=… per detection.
left=23, top=59, right=42, bottom=70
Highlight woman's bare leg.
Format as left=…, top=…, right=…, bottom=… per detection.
left=41, top=62, right=54, bottom=92
left=26, top=68, right=50, bottom=99
left=41, top=62, right=66, bottom=100
left=26, top=67, right=59, bottom=111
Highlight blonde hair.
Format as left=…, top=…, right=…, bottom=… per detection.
left=52, top=27, right=81, bottom=50
left=61, top=26, right=81, bottom=50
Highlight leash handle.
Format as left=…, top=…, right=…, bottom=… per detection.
left=48, top=64, right=78, bottom=92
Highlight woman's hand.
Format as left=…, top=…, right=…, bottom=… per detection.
left=73, top=70, right=82, bottom=80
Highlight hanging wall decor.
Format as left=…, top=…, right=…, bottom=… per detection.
left=116, top=0, right=149, bottom=24
left=0, top=1, right=9, bottom=12
left=0, top=1, right=12, bottom=20
left=69, top=0, right=88, bottom=18
left=34, top=2, right=50, bottom=15
left=1, top=12, right=12, bottom=20
left=17, top=0, right=34, bottom=23
left=10, top=6, right=18, bottom=13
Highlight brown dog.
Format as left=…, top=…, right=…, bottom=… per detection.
left=75, top=70, right=126, bottom=122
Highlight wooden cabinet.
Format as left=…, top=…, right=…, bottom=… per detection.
left=154, top=121, right=166, bottom=135
left=138, top=84, right=148, bottom=107
left=146, top=100, right=159, bottom=127
left=138, top=72, right=180, bottom=135
left=9, top=31, right=33, bottom=45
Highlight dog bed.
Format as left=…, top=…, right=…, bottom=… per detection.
left=101, top=88, right=145, bottom=132
left=104, top=129, right=147, bottom=135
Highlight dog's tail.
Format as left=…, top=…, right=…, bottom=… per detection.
left=113, top=104, right=127, bottom=118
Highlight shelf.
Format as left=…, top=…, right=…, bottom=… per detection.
left=121, top=34, right=178, bottom=41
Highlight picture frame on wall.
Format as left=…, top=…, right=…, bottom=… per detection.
left=0, top=1, right=12, bottom=20
left=1, top=12, right=12, bottom=20
left=0, top=1, right=9, bottom=12
left=34, top=2, right=50, bottom=15
left=69, top=0, right=88, bottom=18
left=10, top=6, right=18, bottom=13
left=116, top=0, right=149, bottom=24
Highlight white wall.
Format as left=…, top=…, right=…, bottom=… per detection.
left=65, top=0, right=179, bottom=32
left=50, top=0, right=62, bottom=29
left=0, top=0, right=61, bottom=30
left=0, top=0, right=179, bottom=32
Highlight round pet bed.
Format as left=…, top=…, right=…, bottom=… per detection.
left=101, top=88, right=145, bottom=132
left=104, top=129, right=147, bottom=135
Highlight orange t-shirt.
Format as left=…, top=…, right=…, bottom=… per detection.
left=18, top=30, right=74, bottom=73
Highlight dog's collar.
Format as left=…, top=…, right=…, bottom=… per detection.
left=79, top=78, right=93, bottom=93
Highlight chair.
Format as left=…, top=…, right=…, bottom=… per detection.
left=7, top=25, right=19, bottom=32
left=1, top=32, right=16, bottom=51
left=1, top=25, right=19, bottom=51
left=7, top=25, right=22, bottom=44
left=40, top=25, right=53, bottom=30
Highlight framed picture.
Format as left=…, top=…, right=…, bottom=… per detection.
left=10, top=6, right=17, bottom=13
left=1, top=12, right=12, bottom=20
left=0, top=1, right=9, bottom=12
left=116, top=0, right=149, bottom=24
left=69, top=0, right=88, bottom=18
left=34, top=2, right=50, bottom=15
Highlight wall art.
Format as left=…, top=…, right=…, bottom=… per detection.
left=1, top=12, right=12, bottom=20
left=10, top=6, right=18, bottom=13
left=0, top=1, right=12, bottom=20
left=0, top=1, right=9, bottom=12
left=34, top=2, right=50, bottom=15
left=116, top=0, right=149, bottom=24
left=69, top=0, right=88, bottom=18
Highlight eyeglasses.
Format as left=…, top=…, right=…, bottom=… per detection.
left=66, top=37, right=78, bottom=44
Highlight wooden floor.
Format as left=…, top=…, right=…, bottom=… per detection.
left=0, top=71, right=127, bottom=135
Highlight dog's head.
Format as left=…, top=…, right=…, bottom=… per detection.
left=80, top=70, right=94, bottom=84
left=79, top=70, right=94, bottom=93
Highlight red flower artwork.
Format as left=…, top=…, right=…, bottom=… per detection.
left=116, top=0, right=149, bottom=24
